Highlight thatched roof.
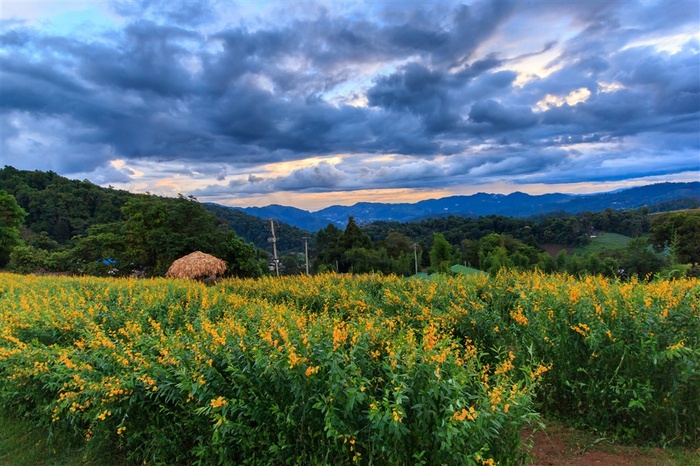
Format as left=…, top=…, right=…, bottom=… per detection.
left=165, top=251, right=227, bottom=279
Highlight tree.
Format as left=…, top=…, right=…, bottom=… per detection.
left=482, top=246, right=514, bottom=275
left=281, top=253, right=303, bottom=275
left=382, top=231, right=413, bottom=259
left=619, top=237, right=666, bottom=279
left=430, top=233, right=452, bottom=273
left=70, top=222, right=127, bottom=273
left=119, top=194, right=234, bottom=275
left=535, top=253, right=555, bottom=273
left=650, top=211, right=700, bottom=265
left=0, top=190, right=27, bottom=267
left=461, top=239, right=480, bottom=268
left=344, top=247, right=390, bottom=274
left=314, top=223, right=343, bottom=271
left=222, top=235, right=267, bottom=278
left=8, top=246, right=48, bottom=273
left=336, top=217, right=373, bottom=272
left=554, top=250, right=568, bottom=272
left=339, top=217, right=372, bottom=251
left=121, top=195, right=169, bottom=272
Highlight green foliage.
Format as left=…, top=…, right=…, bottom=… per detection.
left=120, top=193, right=233, bottom=274
left=8, top=245, right=49, bottom=273
left=617, top=237, right=667, bottom=278
left=314, top=223, right=344, bottom=271
left=204, top=203, right=311, bottom=254
left=0, top=168, right=271, bottom=277
left=0, top=189, right=27, bottom=267
left=0, top=166, right=131, bottom=244
left=222, top=235, right=267, bottom=278
left=650, top=210, right=700, bottom=265
left=429, top=233, right=452, bottom=273
left=337, top=217, right=372, bottom=270
left=535, top=215, right=589, bottom=247
left=2, top=271, right=699, bottom=462
left=0, top=411, right=125, bottom=466
left=380, top=231, right=414, bottom=259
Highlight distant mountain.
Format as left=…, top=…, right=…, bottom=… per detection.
left=229, top=182, right=699, bottom=231
left=236, top=204, right=329, bottom=232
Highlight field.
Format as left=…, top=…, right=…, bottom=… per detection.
left=573, top=232, right=634, bottom=254
left=0, top=272, right=698, bottom=465
left=450, top=265, right=489, bottom=276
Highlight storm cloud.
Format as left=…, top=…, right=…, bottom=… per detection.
left=1, top=0, right=698, bottom=208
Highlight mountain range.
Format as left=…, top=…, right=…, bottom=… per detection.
left=229, top=182, right=699, bottom=232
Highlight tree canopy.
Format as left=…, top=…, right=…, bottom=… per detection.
left=0, top=167, right=266, bottom=277
left=0, top=190, right=27, bottom=267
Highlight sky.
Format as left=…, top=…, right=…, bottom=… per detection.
left=1, top=0, right=699, bottom=211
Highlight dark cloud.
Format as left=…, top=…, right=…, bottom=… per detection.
left=469, top=100, right=538, bottom=130
left=276, top=162, right=346, bottom=191
left=1, top=0, right=697, bottom=200
left=367, top=63, right=462, bottom=133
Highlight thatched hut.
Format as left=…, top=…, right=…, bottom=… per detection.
left=165, top=251, right=227, bottom=280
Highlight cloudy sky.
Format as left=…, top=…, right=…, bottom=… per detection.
left=1, top=0, right=698, bottom=210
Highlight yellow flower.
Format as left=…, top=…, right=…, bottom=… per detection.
left=667, top=341, right=685, bottom=351
left=332, top=322, right=348, bottom=350
left=210, top=396, right=227, bottom=408
left=510, top=307, right=528, bottom=326
left=530, top=364, right=551, bottom=381
left=451, top=406, right=478, bottom=422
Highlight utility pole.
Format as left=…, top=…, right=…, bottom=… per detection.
left=413, top=243, right=419, bottom=275
left=268, top=219, right=279, bottom=277
left=302, top=236, right=310, bottom=275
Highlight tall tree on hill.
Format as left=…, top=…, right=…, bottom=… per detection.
left=314, top=223, right=343, bottom=271
left=650, top=211, right=700, bottom=265
left=339, top=217, right=372, bottom=251
left=381, top=231, right=414, bottom=259
left=430, top=233, right=452, bottom=273
left=121, top=194, right=169, bottom=271
left=0, top=190, right=27, bottom=267
left=619, top=237, right=666, bottom=279
left=337, top=217, right=373, bottom=272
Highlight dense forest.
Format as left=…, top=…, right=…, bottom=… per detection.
left=0, top=167, right=267, bottom=277
left=1, top=166, right=698, bottom=279
left=311, top=207, right=699, bottom=278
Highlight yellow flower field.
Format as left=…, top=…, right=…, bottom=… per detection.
left=0, top=271, right=697, bottom=464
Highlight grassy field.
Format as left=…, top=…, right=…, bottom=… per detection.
left=573, top=232, right=634, bottom=254
left=450, top=264, right=489, bottom=276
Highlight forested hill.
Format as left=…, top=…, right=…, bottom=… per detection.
left=0, top=167, right=132, bottom=244
left=233, top=182, right=700, bottom=230
left=2, top=167, right=698, bottom=279
left=203, top=203, right=311, bottom=254
left=0, top=166, right=305, bottom=253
